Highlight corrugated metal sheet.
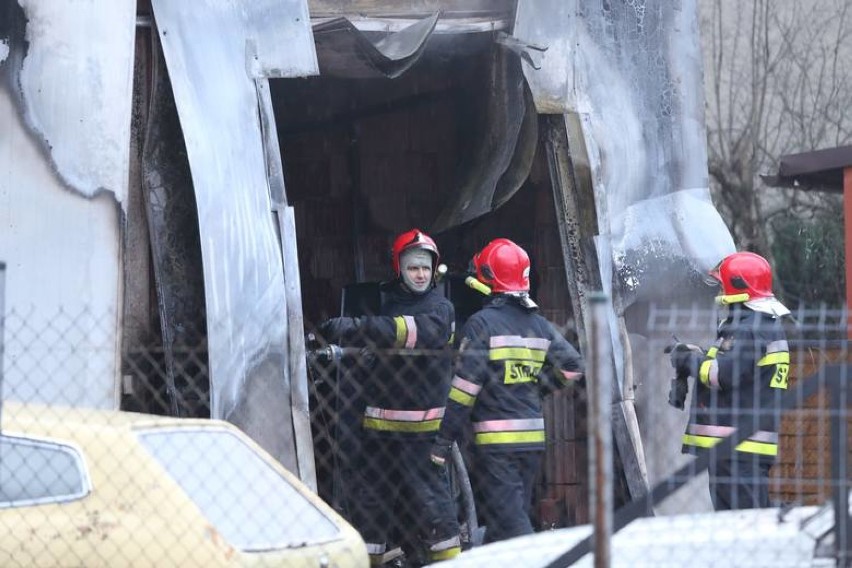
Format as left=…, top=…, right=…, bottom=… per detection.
left=150, top=0, right=318, bottom=479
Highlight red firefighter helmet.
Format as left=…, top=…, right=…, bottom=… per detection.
left=708, top=251, right=774, bottom=304
left=472, top=238, right=531, bottom=293
left=391, top=229, right=439, bottom=276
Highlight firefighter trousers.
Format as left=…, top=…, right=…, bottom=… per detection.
left=473, top=449, right=543, bottom=543
left=709, top=456, right=772, bottom=510
left=349, top=437, right=460, bottom=562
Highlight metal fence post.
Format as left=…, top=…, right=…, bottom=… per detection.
left=830, top=364, right=851, bottom=565
left=0, top=261, right=5, bottom=425
left=588, top=292, right=612, bottom=568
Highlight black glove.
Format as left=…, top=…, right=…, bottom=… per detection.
left=318, top=317, right=349, bottom=343
left=430, top=437, right=453, bottom=467
left=355, top=347, right=377, bottom=371
left=668, top=343, right=703, bottom=378
left=668, top=376, right=690, bottom=410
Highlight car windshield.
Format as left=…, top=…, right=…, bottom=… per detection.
left=137, top=428, right=341, bottom=551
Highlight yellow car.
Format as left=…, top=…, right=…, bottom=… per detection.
left=0, top=402, right=368, bottom=567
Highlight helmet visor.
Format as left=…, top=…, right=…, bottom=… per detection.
left=704, top=260, right=723, bottom=287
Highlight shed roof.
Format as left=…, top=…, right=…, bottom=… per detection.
left=762, top=145, right=852, bottom=193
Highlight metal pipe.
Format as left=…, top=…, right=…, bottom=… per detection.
left=0, top=262, right=5, bottom=427
left=830, top=364, right=850, bottom=564
left=588, top=292, right=612, bottom=568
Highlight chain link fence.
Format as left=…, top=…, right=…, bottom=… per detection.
left=0, top=302, right=850, bottom=566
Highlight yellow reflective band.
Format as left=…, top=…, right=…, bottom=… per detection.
left=430, top=547, right=461, bottom=561
left=448, top=332, right=454, bottom=345
left=682, top=434, right=778, bottom=456
left=699, top=360, right=714, bottom=387
left=475, top=431, right=546, bottom=445
left=393, top=316, right=407, bottom=348
left=706, top=347, right=719, bottom=359
left=758, top=352, right=790, bottom=366
left=489, top=347, right=546, bottom=362
left=503, top=361, right=543, bottom=384
left=770, top=363, right=790, bottom=389
left=363, top=417, right=442, bottom=433
left=682, top=434, right=718, bottom=448
left=735, top=440, right=778, bottom=456
left=449, top=387, right=476, bottom=407
left=715, top=293, right=750, bottom=305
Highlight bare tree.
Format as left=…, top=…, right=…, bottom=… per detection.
left=700, top=0, right=852, bottom=259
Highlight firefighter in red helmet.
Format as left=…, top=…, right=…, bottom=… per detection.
left=670, top=251, right=790, bottom=510
left=391, top=229, right=439, bottom=294
left=318, top=228, right=461, bottom=565
left=431, top=238, right=585, bottom=543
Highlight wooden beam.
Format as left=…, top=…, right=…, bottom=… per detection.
left=257, top=78, right=318, bottom=490
left=308, top=0, right=515, bottom=18
left=543, top=114, right=650, bottom=503
left=845, top=166, right=852, bottom=339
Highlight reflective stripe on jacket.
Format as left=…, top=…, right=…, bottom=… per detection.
left=329, top=285, right=455, bottom=439
left=362, top=406, right=444, bottom=433
left=439, top=296, right=584, bottom=452
left=682, top=306, right=788, bottom=462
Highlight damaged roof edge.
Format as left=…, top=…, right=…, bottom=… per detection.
left=307, top=0, right=516, bottom=19
left=310, top=15, right=510, bottom=33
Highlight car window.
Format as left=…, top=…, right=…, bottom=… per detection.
left=137, top=428, right=342, bottom=552
left=0, top=435, right=89, bottom=507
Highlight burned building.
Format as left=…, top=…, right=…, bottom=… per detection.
left=0, top=0, right=735, bottom=530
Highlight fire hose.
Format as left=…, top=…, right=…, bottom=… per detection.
left=305, top=335, right=482, bottom=547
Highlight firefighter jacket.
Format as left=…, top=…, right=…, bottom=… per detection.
left=324, top=283, right=455, bottom=439
left=437, top=295, right=585, bottom=453
left=682, top=305, right=789, bottom=463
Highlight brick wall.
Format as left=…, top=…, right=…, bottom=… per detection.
left=770, top=346, right=852, bottom=505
